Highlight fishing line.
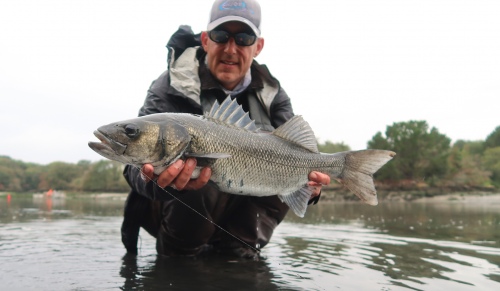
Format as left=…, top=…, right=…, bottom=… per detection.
left=125, top=161, right=325, bottom=291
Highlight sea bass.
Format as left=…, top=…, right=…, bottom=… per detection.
left=89, top=96, right=395, bottom=217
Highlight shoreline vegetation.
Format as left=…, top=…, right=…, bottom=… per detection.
left=321, top=183, right=499, bottom=203
left=1, top=121, right=499, bottom=195
left=2, top=190, right=500, bottom=204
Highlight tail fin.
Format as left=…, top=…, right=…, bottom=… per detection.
left=336, top=150, right=395, bottom=205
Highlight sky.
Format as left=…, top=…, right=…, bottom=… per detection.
left=1, top=0, right=499, bottom=165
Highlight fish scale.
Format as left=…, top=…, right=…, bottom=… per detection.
left=169, top=114, right=347, bottom=196
left=89, top=96, right=395, bottom=217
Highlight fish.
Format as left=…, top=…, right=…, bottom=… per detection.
left=89, top=96, right=395, bottom=217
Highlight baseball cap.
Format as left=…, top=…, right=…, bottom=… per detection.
left=207, top=0, right=262, bottom=37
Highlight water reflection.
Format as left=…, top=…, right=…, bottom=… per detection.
left=273, top=201, right=500, bottom=290
left=0, top=194, right=125, bottom=223
left=0, top=194, right=499, bottom=290
left=120, top=253, right=281, bottom=291
left=286, top=201, right=500, bottom=247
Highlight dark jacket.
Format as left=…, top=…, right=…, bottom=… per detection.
left=121, top=26, right=295, bottom=256
left=123, top=25, right=294, bottom=201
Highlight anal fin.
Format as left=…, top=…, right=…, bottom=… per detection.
left=278, top=186, right=314, bottom=217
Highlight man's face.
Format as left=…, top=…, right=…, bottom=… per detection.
left=201, top=21, right=264, bottom=91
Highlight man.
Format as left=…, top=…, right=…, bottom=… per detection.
left=122, top=0, right=330, bottom=257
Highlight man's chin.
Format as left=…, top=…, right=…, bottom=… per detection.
left=215, top=74, right=242, bottom=89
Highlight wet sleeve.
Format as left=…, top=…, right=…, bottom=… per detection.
left=269, top=87, right=294, bottom=128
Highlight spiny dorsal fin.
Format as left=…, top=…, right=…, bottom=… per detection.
left=272, top=115, right=319, bottom=153
left=204, top=95, right=261, bottom=133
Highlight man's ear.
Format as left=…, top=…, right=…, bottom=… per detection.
left=201, top=31, right=209, bottom=52
left=254, top=37, right=264, bottom=58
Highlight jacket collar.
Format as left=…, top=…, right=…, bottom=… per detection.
left=168, top=44, right=279, bottom=117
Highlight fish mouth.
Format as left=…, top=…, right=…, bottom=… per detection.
left=88, top=130, right=127, bottom=155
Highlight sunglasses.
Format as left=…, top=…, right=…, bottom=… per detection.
left=208, top=30, right=257, bottom=46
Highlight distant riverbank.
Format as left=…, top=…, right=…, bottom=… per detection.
left=0, top=191, right=128, bottom=198
left=322, top=184, right=499, bottom=203
left=3, top=189, right=499, bottom=204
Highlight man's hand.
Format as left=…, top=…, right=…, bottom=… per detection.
left=140, top=158, right=212, bottom=191
left=307, top=172, right=330, bottom=200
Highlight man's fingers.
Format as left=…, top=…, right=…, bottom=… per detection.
left=157, top=160, right=185, bottom=188
left=308, top=182, right=321, bottom=199
left=307, top=181, right=322, bottom=187
left=141, top=164, right=157, bottom=182
left=309, top=171, right=330, bottom=186
left=173, top=158, right=197, bottom=190
left=185, top=167, right=211, bottom=190
left=307, top=172, right=326, bottom=200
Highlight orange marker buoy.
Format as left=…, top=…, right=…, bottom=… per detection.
left=7, top=194, right=11, bottom=205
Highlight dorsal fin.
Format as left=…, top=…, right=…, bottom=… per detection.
left=204, top=96, right=261, bottom=133
left=272, top=115, right=319, bottom=153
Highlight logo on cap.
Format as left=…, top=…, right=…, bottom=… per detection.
left=219, top=1, right=254, bottom=14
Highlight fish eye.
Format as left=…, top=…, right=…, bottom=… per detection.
left=124, top=124, right=138, bottom=137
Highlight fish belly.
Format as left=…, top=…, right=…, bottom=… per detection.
left=209, top=152, right=310, bottom=196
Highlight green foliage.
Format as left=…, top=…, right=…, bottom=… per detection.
left=44, top=162, right=83, bottom=190
left=485, top=126, right=500, bottom=149
left=24, top=166, right=45, bottom=190
left=0, top=157, right=129, bottom=192
left=0, top=156, right=43, bottom=191
left=367, top=120, right=451, bottom=182
left=482, top=146, right=500, bottom=186
left=82, top=160, right=130, bottom=192
left=446, top=145, right=491, bottom=187
left=453, top=140, right=485, bottom=155
left=77, top=160, right=92, bottom=169
left=317, top=140, right=351, bottom=153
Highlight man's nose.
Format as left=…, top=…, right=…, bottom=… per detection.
left=223, top=38, right=237, bottom=54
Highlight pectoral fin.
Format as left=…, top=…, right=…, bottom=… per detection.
left=278, top=186, right=314, bottom=217
left=184, top=153, right=232, bottom=159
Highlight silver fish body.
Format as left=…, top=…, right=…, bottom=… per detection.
left=169, top=114, right=340, bottom=196
left=89, top=97, right=395, bottom=217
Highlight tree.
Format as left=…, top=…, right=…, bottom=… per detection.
left=82, top=160, right=129, bottom=191
left=453, top=140, right=485, bottom=155
left=77, top=160, right=92, bottom=169
left=24, top=166, right=46, bottom=190
left=482, top=146, right=500, bottom=186
left=447, top=144, right=491, bottom=187
left=485, top=126, right=500, bottom=149
left=317, top=140, right=350, bottom=153
left=0, top=156, right=130, bottom=192
left=367, top=120, right=451, bottom=182
left=0, top=156, right=26, bottom=191
left=0, top=166, right=13, bottom=191
left=45, top=162, right=82, bottom=190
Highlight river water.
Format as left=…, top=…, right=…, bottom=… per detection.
left=1, top=194, right=499, bottom=290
